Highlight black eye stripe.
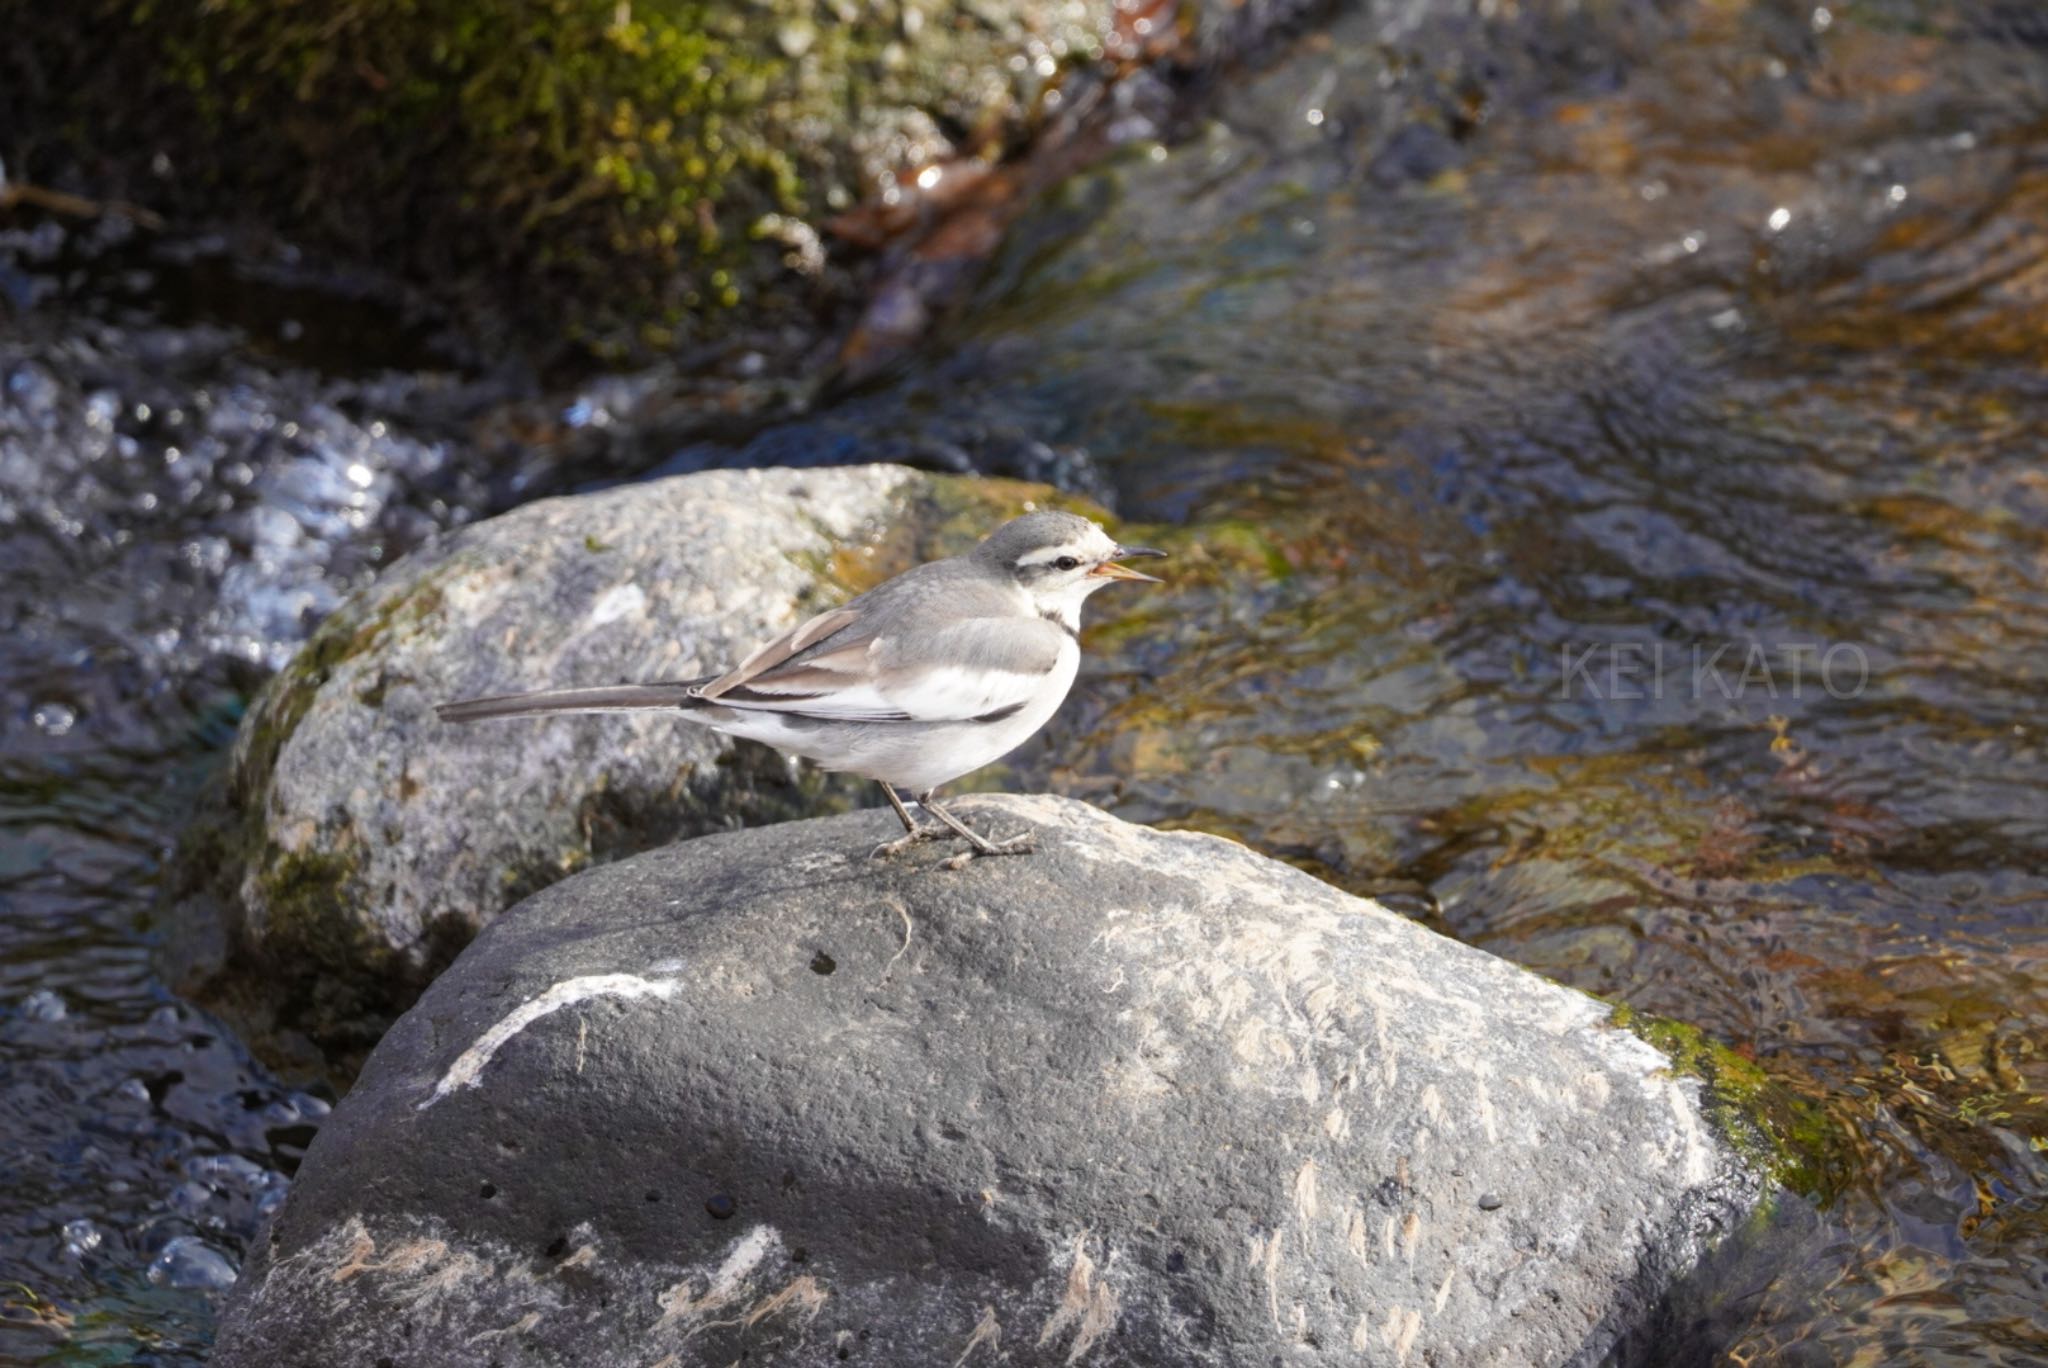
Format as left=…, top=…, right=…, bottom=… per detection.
left=1016, top=552, right=1088, bottom=577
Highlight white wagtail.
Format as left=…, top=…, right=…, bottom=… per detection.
left=437, top=511, right=1165, bottom=862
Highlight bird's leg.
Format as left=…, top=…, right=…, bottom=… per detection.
left=879, top=782, right=920, bottom=834
left=915, top=789, right=1036, bottom=868
left=870, top=782, right=949, bottom=859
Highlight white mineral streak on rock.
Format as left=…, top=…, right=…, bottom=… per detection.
left=1293, top=1159, right=1320, bottom=1224
left=657, top=1225, right=784, bottom=1330
left=1473, top=1076, right=1501, bottom=1144
left=419, top=973, right=680, bottom=1108
left=1642, top=1070, right=1718, bottom=1184
left=1381, top=1304, right=1422, bottom=1363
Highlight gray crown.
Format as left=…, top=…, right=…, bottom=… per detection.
left=971, top=511, right=1103, bottom=566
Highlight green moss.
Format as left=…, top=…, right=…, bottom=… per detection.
left=236, top=569, right=448, bottom=802
left=1609, top=1003, right=1844, bottom=1201
left=14, top=0, right=1118, bottom=353
left=161, top=564, right=457, bottom=1055
left=254, top=844, right=379, bottom=977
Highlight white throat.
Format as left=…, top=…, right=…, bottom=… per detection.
left=1034, top=578, right=1104, bottom=635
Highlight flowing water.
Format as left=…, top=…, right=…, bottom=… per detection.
left=0, top=216, right=478, bottom=1360
left=6, top=0, right=2048, bottom=1362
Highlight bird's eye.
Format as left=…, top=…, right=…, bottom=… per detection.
left=1055, top=556, right=1080, bottom=571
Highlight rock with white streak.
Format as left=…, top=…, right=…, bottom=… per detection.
left=166, top=462, right=1103, bottom=1067
left=211, top=796, right=1779, bottom=1367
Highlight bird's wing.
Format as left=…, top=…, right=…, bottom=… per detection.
left=695, top=604, right=864, bottom=700
left=703, top=615, right=1069, bottom=723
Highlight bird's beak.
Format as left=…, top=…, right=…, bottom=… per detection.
left=1089, top=546, right=1167, bottom=583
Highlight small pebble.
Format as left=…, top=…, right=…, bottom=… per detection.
left=30, top=702, right=76, bottom=736
left=62, top=1218, right=102, bottom=1257
left=168, top=1180, right=215, bottom=1216
left=20, top=988, right=66, bottom=1021
left=190, top=1153, right=269, bottom=1187
left=147, top=1235, right=238, bottom=1290
left=1478, top=1193, right=1504, bottom=1211
left=289, top=1091, right=332, bottom=1119
left=705, top=1194, right=737, bottom=1220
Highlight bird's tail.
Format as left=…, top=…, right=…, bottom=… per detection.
left=436, top=681, right=706, bottom=724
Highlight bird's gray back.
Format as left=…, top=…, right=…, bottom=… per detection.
left=779, top=556, right=1043, bottom=674
left=848, top=558, right=1017, bottom=625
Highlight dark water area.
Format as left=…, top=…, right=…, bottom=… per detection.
left=0, top=213, right=476, bottom=1360
left=5, top=0, right=2048, bottom=1362
left=0, top=213, right=632, bottom=1357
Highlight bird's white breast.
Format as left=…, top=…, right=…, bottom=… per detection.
left=883, top=633, right=1078, bottom=789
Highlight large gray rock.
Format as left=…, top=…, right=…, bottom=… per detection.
left=167, top=462, right=1106, bottom=1064
left=213, top=796, right=1774, bottom=1367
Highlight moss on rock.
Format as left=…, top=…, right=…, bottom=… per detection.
left=9, top=0, right=1124, bottom=354
left=235, top=569, right=449, bottom=802
left=255, top=845, right=377, bottom=978
left=1609, top=1003, right=1846, bottom=1202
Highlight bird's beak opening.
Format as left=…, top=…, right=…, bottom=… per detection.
left=1089, top=546, right=1167, bottom=583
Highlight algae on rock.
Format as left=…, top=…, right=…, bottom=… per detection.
left=1608, top=1003, right=1848, bottom=1204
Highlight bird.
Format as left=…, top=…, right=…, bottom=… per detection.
left=436, top=510, right=1165, bottom=864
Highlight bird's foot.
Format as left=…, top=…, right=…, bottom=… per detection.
left=870, top=823, right=950, bottom=861
left=940, top=829, right=1037, bottom=870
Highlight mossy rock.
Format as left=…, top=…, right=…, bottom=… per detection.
left=1608, top=1003, right=1851, bottom=1204
left=162, top=465, right=1126, bottom=1074
left=6, top=0, right=1137, bottom=355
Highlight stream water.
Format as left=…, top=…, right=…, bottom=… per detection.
left=6, top=0, right=2048, bottom=1362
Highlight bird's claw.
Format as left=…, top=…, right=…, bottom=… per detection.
left=941, top=830, right=1037, bottom=869
left=873, top=821, right=1036, bottom=868
left=870, top=824, right=949, bottom=861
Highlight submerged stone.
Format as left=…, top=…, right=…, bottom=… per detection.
left=213, top=796, right=1777, bottom=1366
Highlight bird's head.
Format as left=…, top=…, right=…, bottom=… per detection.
left=973, top=511, right=1166, bottom=627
